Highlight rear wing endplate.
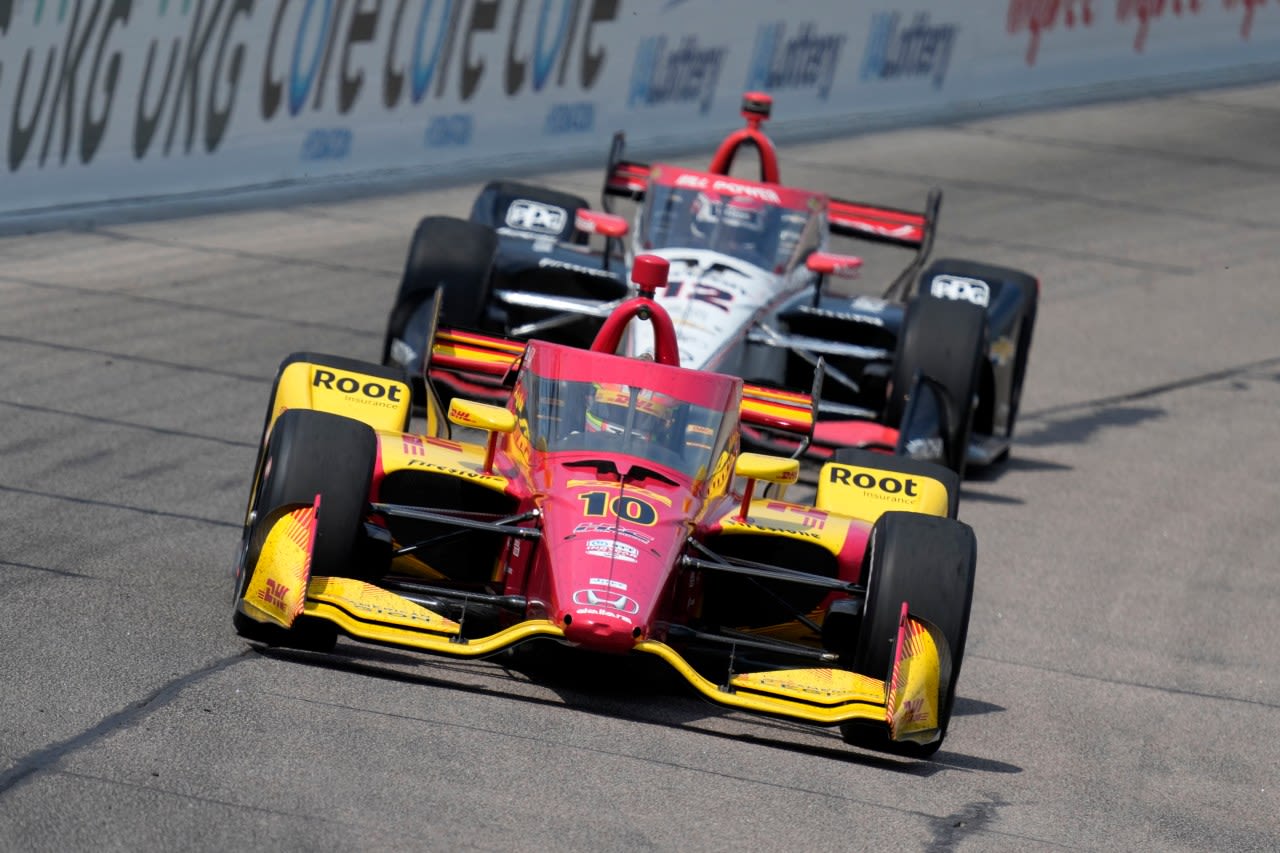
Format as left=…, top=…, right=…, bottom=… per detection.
left=602, top=132, right=650, bottom=210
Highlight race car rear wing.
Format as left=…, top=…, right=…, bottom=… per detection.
left=428, top=325, right=817, bottom=440
left=603, top=127, right=943, bottom=301
left=828, top=192, right=936, bottom=250
left=830, top=188, right=941, bottom=301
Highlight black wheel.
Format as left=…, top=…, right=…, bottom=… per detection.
left=921, top=258, right=1038, bottom=442
left=841, top=511, right=977, bottom=758
left=468, top=180, right=591, bottom=244
left=830, top=448, right=960, bottom=520
left=233, top=409, right=378, bottom=650
left=383, top=216, right=498, bottom=365
left=886, top=295, right=987, bottom=478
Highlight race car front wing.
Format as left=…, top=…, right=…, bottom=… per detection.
left=237, top=504, right=946, bottom=745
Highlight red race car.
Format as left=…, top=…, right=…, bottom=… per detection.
left=238, top=256, right=977, bottom=758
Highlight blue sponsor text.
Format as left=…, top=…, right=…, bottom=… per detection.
left=301, top=128, right=353, bottom=160
left=747, top=23, right=845, bottom=100
left=629, top=36, right=726, bottom=114
left=860, top=12, right=957, bottom=88
left=545, top=102, right=596, bottom=135
left=424, top=114, right=473, bottom=148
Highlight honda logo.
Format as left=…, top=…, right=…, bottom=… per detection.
left=572, top=588, right=640, bottom=614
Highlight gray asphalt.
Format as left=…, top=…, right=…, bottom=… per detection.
left=2, top=82, right=1279, bottom=852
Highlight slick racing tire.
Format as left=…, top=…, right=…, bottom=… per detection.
left=382, top=216, right=499, bottom=365
left=886, top=294, right=987, bottom=478
left=233, top=409, right=378, bottom=651
left=468, top=180, right=592, bottom=244
left=841, top=511, right=976, bottom=758
left=922, top=258, right=1039, bottom=444
left=830, top=448, right=960, bottom=520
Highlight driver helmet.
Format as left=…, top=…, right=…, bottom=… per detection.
left=689, top=192, right=766, bottom=256
left=586, top=383, right=676, bottom=441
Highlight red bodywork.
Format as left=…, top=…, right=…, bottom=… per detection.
left=606, top=90, right=932, bottom=253
left=413, top=258, right=860, bottom=655
left=487, top=263, right=743, bottom=652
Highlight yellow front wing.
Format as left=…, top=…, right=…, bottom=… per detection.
left=242, top=565, right=943, bottom=739
left=639, top=641, right=909, bottom=728
left=300, top=576, right=565, bottom=655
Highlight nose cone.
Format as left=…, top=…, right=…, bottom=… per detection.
left=561, top=606, right=639, bottom=653
left=538, top=465, right=700, bottom=655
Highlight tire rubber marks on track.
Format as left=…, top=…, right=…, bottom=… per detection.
left=0, top=653, right=251, bottom=797
left=1024, top=354, right=1280, bottom=419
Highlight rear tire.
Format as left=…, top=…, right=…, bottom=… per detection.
left=841, top=511, right=976, bottom=757
left=469, top=180, right=591, bottom=244
left=886, top=295, right=987, bottom=478
left=922, top=258, right=1039, bottom=443
left=233, top=409, right=378, bottom=650
left=383, top=216, right=498, bottom=366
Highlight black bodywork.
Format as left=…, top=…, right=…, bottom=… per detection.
left=383, top=140, right=1037, bottom=475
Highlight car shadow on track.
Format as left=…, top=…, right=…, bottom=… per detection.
left=1016, top=404, right=1165, bottom=450
left=967, top=453, right=1072, bottom=483
left=255, top=641, right=1022, bottom=775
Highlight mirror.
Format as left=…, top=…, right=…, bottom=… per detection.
left=448, top=399, right=517, bottom=434
left=735, top=452, right=800, bottom=485
left=806, top=251, right=863, bottom=278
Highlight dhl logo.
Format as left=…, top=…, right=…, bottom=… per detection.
left=257, top=578, right=289, bottom=612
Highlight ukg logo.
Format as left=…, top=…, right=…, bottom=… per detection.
left=628, top=35, right=726, bottom=114
left=860, top=12, right=958, bottom=89
left=746, top=22, right=845, bottom=100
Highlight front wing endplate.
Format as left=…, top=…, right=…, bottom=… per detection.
left=886, top=604, right=945, bottom=744
left=239, top=503, right=318, bottom=629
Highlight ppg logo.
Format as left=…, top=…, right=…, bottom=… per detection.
left=506, top=200, right=567, bottom=234
left=930, top=275, right=990, bottom=307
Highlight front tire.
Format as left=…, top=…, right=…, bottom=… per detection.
left=841, top=511, right=977, bottom=757
left=886, top=295, right=987, bottom=478
left=233, top=409, right=378, bottom=650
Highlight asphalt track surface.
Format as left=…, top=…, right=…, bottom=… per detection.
left=3, top=82, right=1280, bottom=852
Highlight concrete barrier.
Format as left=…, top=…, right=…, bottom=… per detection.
left=1, top=0, right=1277, bottom=222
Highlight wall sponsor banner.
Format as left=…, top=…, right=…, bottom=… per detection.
left=0, top=0, right=1277, bottom=219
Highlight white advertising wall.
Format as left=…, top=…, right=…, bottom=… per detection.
left=1, top=0, right=1278, bottom=220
